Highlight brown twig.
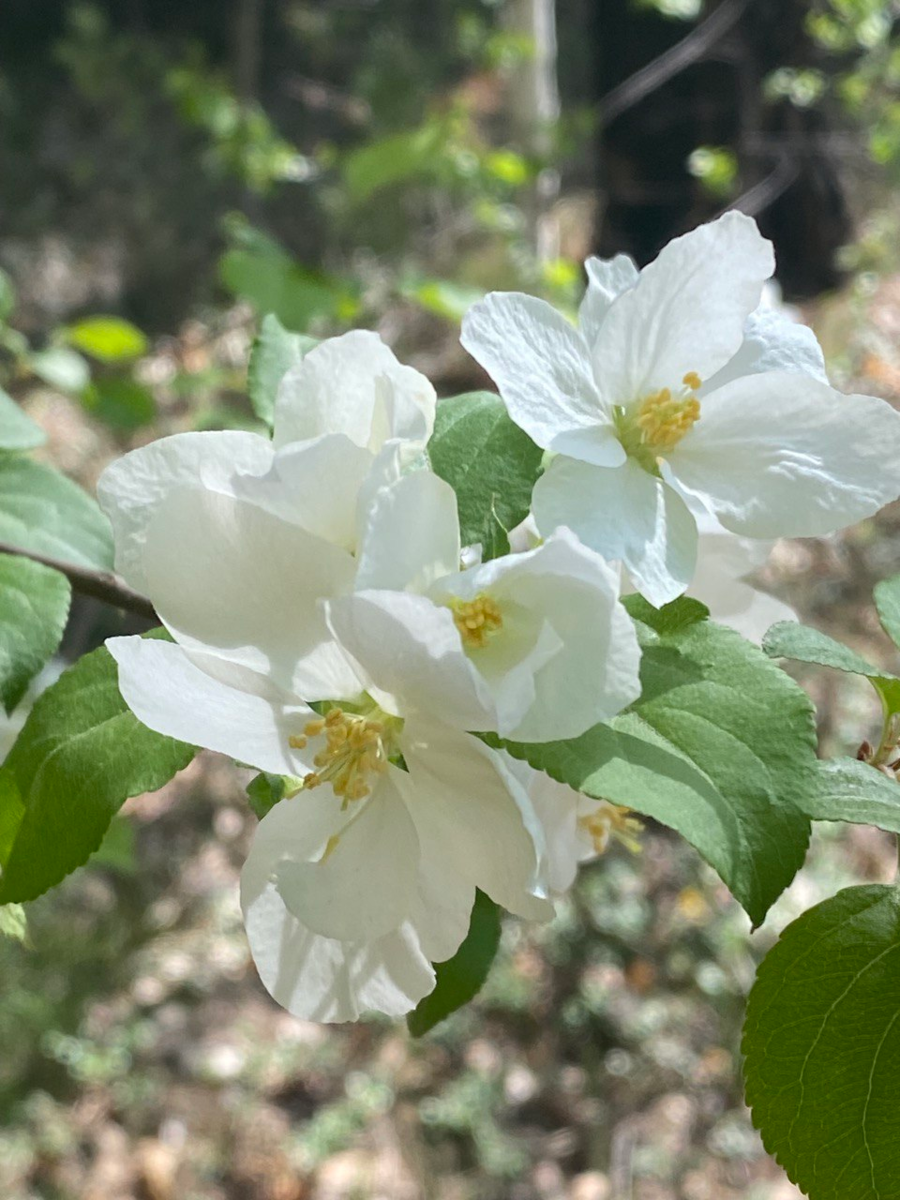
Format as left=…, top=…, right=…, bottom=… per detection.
left=598, top=0, right=753, bottom=128
left=0, top=540, right=158, bottom=621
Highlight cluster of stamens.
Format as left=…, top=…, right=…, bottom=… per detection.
left=290, top=708, right=388, bottom=806
left=619, top=372, right=702, bottom=470
left=451, top=593, right=504, bottom=649
left=579, top=803, right=643, bottom=855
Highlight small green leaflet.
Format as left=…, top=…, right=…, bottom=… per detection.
left=744, top=885, right=900, bottom=1200
left=428, top=392, right=543, bottom=560
left=408, top=890, right=501, bottom=1037
left=247, top=314, right=317, bottom=429
left=65, top=316, right=148, bottom=363
left=245, top=771, right=302, bottom=820
left=0, top=554, right=70, bottom=714
left=28, top=346, right=91, bottom=394
left=0, top=389, right=45, bottom=451
left=807, top=757, right=900, bottom=833
left=0, top=638, right=195, bottom=904
left=0, top=904, right=27, bottom=944
left=763, top=619, right=900, bottom=712
left=874, top=574, right=900, bottom=651
left=492, top=601, right=815, bottom=927
left=0, top=454, right=113, bottom=570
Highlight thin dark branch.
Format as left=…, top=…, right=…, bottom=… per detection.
left=0, top=541, right=158, bottom=621
left=721, top=155, right=800, bottom=218
left=598, top=0, right=753, bottom=128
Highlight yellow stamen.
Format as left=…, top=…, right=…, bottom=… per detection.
left=289, top=734, right=307, bottom=750
left=296, top=708, right=392, bottom=809
left=635, top=387, right=700, bottom=454
left=579, top=803, right=643, bottom=856
left=682, top=371, right=702, bottom=391
left=451, top=593, right=503, bottom=649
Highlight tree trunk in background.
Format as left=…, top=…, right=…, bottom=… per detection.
left=503, top=0, right=561, bottom=262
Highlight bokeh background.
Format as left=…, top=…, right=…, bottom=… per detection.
left=3, top=1, right=900, bottom=1197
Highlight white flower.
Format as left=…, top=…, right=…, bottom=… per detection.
left=355, top=468, right=642, bottom=741
left=461, top=212, right=900, bottom=605
left=106, top=587, right=551, bottom=1021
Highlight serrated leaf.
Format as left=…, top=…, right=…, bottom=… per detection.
left=744, top=884, right=900, bottom=1200
left=763, top=619, right=900, bottom=714
left=0, top=904, right=26, bottom=943
left=874, top=574, right=900, bottom=651
left=408, top=890, right=501, bottom=1036
left=0, top=639, right=195, bottom=904
left=247, top=314, right=317, bottom=429
left=492, top=617, right=814, bottom=927
left=428, top=392, right=543, bottom=560
left=0, top=454, right=113, bottom=570
left=0, top=554, right=70, bottom=714
left=0, top=389, right=45, bottom=451
left=66, top=316, right=147, bottom=363
left=806, top=757, right=900, bottom=833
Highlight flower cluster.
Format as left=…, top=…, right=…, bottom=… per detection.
left=99, top=214, right=900, bottom=1023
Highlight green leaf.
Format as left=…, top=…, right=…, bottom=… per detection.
left=0, top=267, right=15, bottom=322
left=219, top=229, right=350, bottom=330
left=874, top=574, right=900, bottom=650
left=0, top=389, right=45, bottom=451
left=0, top=904, right=27, bottom=944
left=492, top=617, right=815, bottom=927
left=0, top=639, right=195, bottom=904
left=0, top=454, right=113, bottom=570
left=763, top=619, right=900, bottom=712
left=744, top=884, right=900, bottom=1200
left=29, top=346, right=91, bottom=394
left=806, top=757, right=900, bottom=832
left=0, top=554, right=70, bottom=714
left=428, top=392, right=543, bottom=560
left=344, top=123, right=446, bottom=202
left=245, top=771, right=301, bottom=820
left=408, top=890, right=501, bottom=1036
left=65, top=316, right=148, bottom=363
left=82, top=377, right=156, bottom=430
left=247, top=314, right=317, bottom=429
left=623, top=593, right=709, bottom=636
left=0, top=770, right=25, bottom=866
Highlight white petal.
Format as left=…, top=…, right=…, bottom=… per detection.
left=592, top=212, right=774, bottom=402
left=532, top=457, right=698, bottom=606
left=401, top=722, right=552, bottom=921
left=324, top=591, right=495, bottom=730
left=276, top=777, right=419, bottom=943
left=274, top=330, right=435, bottom=453
left=669, top=371, right=900, bottom=538
left=578, top=253, right=639, bottom=345
left=141, top=486, right=361, bottom=701
left=520, top=764, right=584, bottom=896
left=107, top=635, right=310, bottom=774
left=235, top=434, right=375, bottom=552
left=97, top=431, right=274, bottom=593
left=703, top=307, right=828, bottom=394
left=355, top=469, right=461, bottom=592
left=461, top=292, right=624, bottom=466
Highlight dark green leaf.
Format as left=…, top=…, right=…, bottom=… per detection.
left=428, top=392, right=543, bottom=560
left=245, top=771, right=300, bottom=820
left=874, top=574, right=900, bottom=651
left=82, top=377, right=156, bottom=430
left=0, top=639, right=195, bottom=903
left=806, top=757, right=900, bottom=832
left=0, top=389, right=45, bottom=451
left=0, top=553, right=70, bottom=714
left=0, top=454, right=113, bottom=570
left=408, top=890, right=501, bottom=1037
left=744, top=884, right=900, bottom=1200
left=622, top=593, right=709, bottom=636
left=247, top=314, right=317, bottom=429
left=492, top=617, right=815, bottom=927
left=0, top=267, right=15, bottom=322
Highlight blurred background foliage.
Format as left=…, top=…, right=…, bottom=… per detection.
left=4, top=1, right=900, bottom=1197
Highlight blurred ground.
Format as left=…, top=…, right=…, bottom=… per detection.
left=4, top=260, right=900, bottom=1200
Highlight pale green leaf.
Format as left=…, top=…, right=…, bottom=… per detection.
left=408, top=890, right=501, bottom=1037
left=66, top=316, right=148, bottom=363
left=0, top=455, right=113, bottom=570
left=0, top=638, right=195, bottom=904
left=247, top=314, right=317, bottom=429
left=0, top=904, right=27, bottom=944
left=0, top=389, right=45, bottom=451
left=493, top=615, right=815, bottom=927
left=0, top=554, right=70, bottom=714
left=763, top=619, right=900, bottom=712
left=428, top=392, right=543, bottom=560
left=29, top=346, right=91, bottom=394
left=806, top=757, right=900, bottom=832
left=874, top=574, right=900, bottom=651
left=744, top=885, right=900, bottom=1200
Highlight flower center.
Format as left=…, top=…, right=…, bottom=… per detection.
left=450, top=593, right=503, bottom=649
left=290, top=706, right=397, bottom=806
left=617, top=372, right=702, bottom=472
left=578, top=803, right=643, bottom=855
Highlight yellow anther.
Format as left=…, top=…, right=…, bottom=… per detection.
left=451, top=593, right=504, bottom=650
left=682, top=371, right=702, bottom=391
left=294, top=709, right=394, bottom=809
left=635, top=387, right=700, bottom=455
left=303, top=717, right=326, bottom=737
left=579, top=803, right=643, bottom=856
left=289, top=734, right=308, bottom=750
